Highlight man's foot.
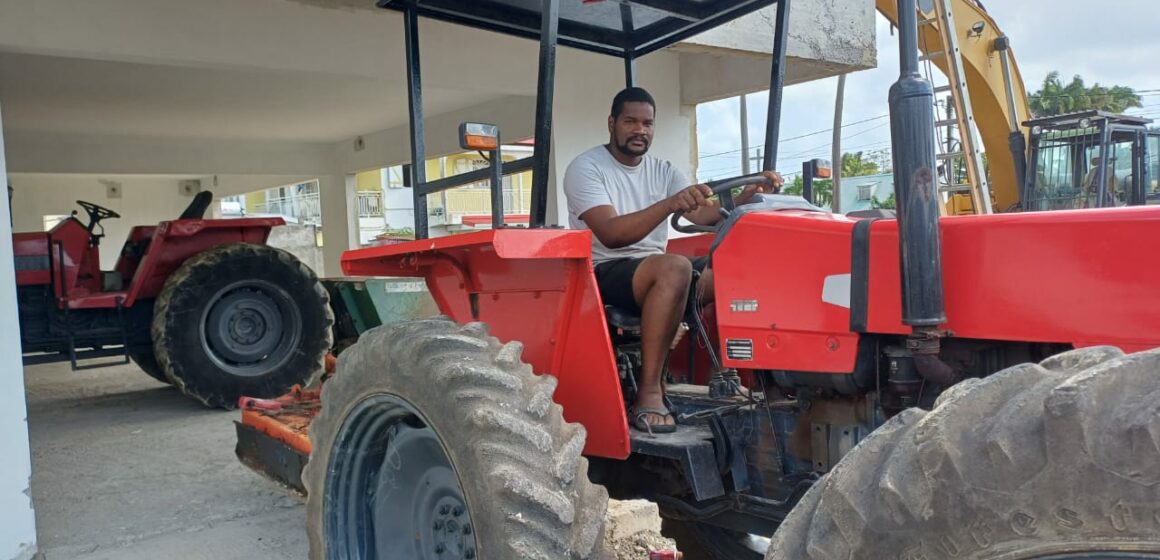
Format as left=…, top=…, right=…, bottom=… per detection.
left=630, top=406, right=676, bottom=434
left=631, top=391, right=676, bottom=434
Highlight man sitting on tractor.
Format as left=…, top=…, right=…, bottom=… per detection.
left=563, top=87, right=782, bottom=433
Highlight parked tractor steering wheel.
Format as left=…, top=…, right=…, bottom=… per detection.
left=670, top=173, right=774, bottom=234
left=76, top=200, right=120, bottom=245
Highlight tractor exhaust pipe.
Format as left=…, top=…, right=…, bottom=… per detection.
left=889, top=0, right=949, bottom=381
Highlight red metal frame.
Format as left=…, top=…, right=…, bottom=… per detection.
left=343, top=207, right=1160, bottom=457
left=713, top=206, right=1160, bottom=373
left=342, top=229, right=631, bottom=459
left=12, top=216, right=283, bottom=310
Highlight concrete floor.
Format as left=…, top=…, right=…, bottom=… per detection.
left=25, top=360, right=307, bottom=559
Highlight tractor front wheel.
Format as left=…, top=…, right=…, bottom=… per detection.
left=768, top=346, right=1160, bottom=560
left=152, top=243, right=332, bottom=408
left=303, top=318, right=610, bottom=560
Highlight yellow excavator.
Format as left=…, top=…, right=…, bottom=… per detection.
left=876, top=0, right=1159, bottom=214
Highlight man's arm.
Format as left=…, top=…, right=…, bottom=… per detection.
left=680, top=170, right=786, bottom=226
left=579, top=185, right=713, bottom=249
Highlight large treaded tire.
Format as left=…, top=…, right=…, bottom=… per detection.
left=303, top=318, right=611, bottom=560
left=152, top=243, right=332, bottom=409
left=129, top=350, right=169, bottom=385
left=767, top=346, right=1160, bottom=559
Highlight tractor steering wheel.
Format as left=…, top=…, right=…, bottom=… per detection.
left=670, top=173, right=774, bottom=235
left=76, top=200, right=120, bottom=243
left=77, top=200, right=120, bottom=223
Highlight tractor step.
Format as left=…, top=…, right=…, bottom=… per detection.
left=233, top=385, right=321, bottom=493
left=22, top=346, right=129, bottom=369
left=631, top=423, right=725, bottom=501
left=235, top=421, right=309, bottom=493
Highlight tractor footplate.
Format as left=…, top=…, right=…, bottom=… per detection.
left=233, top=386, right=320, bottom=493
left=631, top=424, right=725, bottom=501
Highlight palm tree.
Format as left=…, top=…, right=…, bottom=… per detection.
left=783, top=175, right=833, bottom=207
left=840, top=151, right=880, bottom=177
left=1030, top=71, right=1142, bottom=117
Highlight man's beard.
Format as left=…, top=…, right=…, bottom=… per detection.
left=616, top=135, right=650, bottom=157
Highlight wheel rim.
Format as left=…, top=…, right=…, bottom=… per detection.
left=1030, top=554, right=1160, bottom=559
left=200, top=279, right=302, bottom=377
left=325, top=394, right=476, bottom=560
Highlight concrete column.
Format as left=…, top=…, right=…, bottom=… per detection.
left=0, top=104, right=39, bottom=560
left=319, top=174, right=358, bottom=277
left=547, top=50, right=691, bottom=228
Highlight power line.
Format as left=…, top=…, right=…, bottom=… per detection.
left=697, top=114, right=890, bottom=160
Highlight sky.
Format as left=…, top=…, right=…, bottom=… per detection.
left=694, top=0, right=1160, bottom=182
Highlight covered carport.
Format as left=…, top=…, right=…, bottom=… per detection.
left=0, top=0, right=874, bottom=557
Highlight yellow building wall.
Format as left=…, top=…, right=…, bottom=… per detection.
left=425, top=152, right=533, bottom=216
left=356, top=170, right=380, bottom=191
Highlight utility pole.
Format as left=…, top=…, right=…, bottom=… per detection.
left=740, top=94, right=751, bottom=174
left=832, top=74, right=846, bottom=213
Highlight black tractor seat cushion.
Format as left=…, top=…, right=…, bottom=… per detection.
left=604, top=305, right=641, bottom=332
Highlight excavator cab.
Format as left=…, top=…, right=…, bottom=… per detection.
left=1023, top=111, right=1156, bottom=210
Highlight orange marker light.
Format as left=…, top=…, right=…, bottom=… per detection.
left=459, top=122, right=500, bottom=151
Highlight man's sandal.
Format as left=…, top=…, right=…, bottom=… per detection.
left=630, top=406, right=677, bottom=435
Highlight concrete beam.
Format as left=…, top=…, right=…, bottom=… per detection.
left=4, top=131, right=334, bottom=176
left=678, top=51, right=855, bottom=105
left=0, top=0, right=537, bottom=93
left=333, top=95, right=537, bottom=173
left=679, top=0, right=877, bottom=68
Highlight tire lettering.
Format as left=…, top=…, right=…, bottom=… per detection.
left=1055, top=507, right=1083, bottom=530
left=969, top=521, right=994, bottom=549
left=1109, top=501, right=1131, bottom=532
left=899, top=544, right=931, bottom=560
left=934, top=535, right=962, bottom=557
left=1010, top=511, right=1038, bottom=536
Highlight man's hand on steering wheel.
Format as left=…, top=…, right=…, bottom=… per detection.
left=666, top=184, right=714, bottom=214
left=668, top=170, right=783, bottom=234
left=736, top=170, right=784, bottom=203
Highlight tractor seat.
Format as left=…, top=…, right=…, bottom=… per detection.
left=604, top=305, right=641, bottom=334
left=178, top=190, right=214, bottom=220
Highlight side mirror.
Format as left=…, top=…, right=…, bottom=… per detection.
left=459, top=122, right=499, bottom=151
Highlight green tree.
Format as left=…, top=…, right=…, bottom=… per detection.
left=870, top=192, right=896, bottom=210
left=1029, top=71, right=1142, bottom=117
left=784, top=175, right=833, bottom=207
left=840, top=151, right=881, bottom=177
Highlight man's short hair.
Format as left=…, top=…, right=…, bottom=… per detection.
left=610, top=87, right=656, bottom=119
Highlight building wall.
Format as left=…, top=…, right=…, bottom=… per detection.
left=547, top=48, right=693, bottom=227
left=7, top=174, right=197, bottom=270
left=267, top=224, right=324, bottom=276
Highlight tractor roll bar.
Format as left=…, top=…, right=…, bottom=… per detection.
left=382, top=0, right=789, bottom=239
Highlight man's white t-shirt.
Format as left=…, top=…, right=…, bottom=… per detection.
left=563, top=145, right=688, bottom=264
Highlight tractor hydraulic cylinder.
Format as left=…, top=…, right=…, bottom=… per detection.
left=889, top=0, right=946, bottom=328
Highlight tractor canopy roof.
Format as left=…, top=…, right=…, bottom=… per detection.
left=377, top=0, right=779, bottom=58
left=1025, top=110, right=1154, bottom=131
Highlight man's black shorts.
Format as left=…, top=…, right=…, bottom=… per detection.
left=594, top=255, right=709, bottom=313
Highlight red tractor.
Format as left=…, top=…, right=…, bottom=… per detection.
left=14, top=191, right=333, bottom=408
left=268, top=1, right=1160, bottom=559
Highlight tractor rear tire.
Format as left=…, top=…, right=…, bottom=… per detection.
left=152, top=243, right=332, bottom=409
left=303, top=318, right=610, bottom=560
left=661, top=519, right=764, bottom=560
left=767, top=346, right=1160, bottom=560
left=129, top=350, right=169, bottom=385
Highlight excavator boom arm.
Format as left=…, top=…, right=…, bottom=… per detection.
left=876, top=0, right=1031, bottom=211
